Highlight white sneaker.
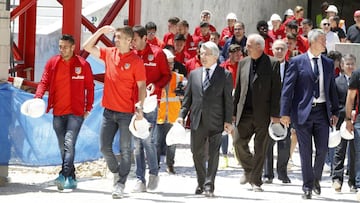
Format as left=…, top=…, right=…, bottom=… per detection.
left=112, top=183, right=124, bottom=199
left=147, top=174, right=159, bottom=191
left=132, top=179, right=146, bottom=193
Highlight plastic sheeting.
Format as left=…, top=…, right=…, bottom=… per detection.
left=0, top=82, right=122, bottom=166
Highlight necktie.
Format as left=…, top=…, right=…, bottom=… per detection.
left=312, top=57, right=320, bottom=98
left=203, top=68, right=210, bottom=91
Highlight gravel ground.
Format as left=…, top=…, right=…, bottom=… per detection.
left=0, top=140, right=359, bottom=202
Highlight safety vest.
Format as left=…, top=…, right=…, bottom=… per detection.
left=157, top=72, right=184, bottom=124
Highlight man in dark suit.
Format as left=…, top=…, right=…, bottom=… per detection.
left=332, top=54, right=356, bottom=193
left=280, top=29, right=339, bottom=199
left=233, top=34, right=282, bottom=192
left=263, top=39, right=291, bottom=184
left=177, top=41, right=233, bottom=197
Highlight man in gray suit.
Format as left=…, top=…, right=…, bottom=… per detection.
left=177, top=41, right=233, bottom=197
left=233, top=33, right=282, bottom=192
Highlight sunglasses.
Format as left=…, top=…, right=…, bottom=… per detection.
left=322, top=23, right=330, bottom=26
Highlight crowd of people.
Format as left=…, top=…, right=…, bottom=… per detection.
left=34, top=1, right=360, bottom=201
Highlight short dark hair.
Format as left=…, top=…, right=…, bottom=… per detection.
left=286, top=33, right=297, bottom=40
left=168, top=17, right=180, bottom=25
left=145, top=21, right=157, bottom=31
left=61, top=34, right=75, bottom=44
left=327, top=50, right=342, bottom=62
left=178, top=20, right=189, bottom=28
left=115, top=26, right=134, bottom=39
left=256, top=20, right=268, bottom=31
left=132, top=25, right=147, bottom=38
left=302, top=18, right=313, bottom=26
left=286, top=20, right=298, bottom=30
left=210, top=31, right=220, bottom=38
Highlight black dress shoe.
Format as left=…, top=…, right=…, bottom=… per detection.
left=279, top=177, right=291, bottom=183
left=302, top=191, right=312, bottom=199
left=195, top=186, right=204, bottom=195
left=204, top=185, right=215, bottom=197
left=313, top=180, right=321, bottom=195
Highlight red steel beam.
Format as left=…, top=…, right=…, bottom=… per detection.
left=80, top=0, right=128, bottom=58
left=128, top=0, right=141, bottom=26
left=61, top=0, right=82, bottom=54
left=10, top=0, right=36, bottom=21
left=15, top=0, right=36, bottom=80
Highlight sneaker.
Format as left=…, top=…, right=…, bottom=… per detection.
left=147, top=174, right=159, bottom=191
left=251, top=184, right=264, bottom=192
left=332, top=179, right=342, bottom=192
left=112, top=183, right=125, bottom=199
left=64, top=177, right=77, bottom=189
left=166, top=166, right=176, bottom=174
left=132, top=179, right=146, bottom=193
left=54, top=174, right=65, bottom=190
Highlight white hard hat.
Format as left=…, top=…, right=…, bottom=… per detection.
left=166, top=122, right=187, bottom=146
left=328, top=126, right=341, bottom=148
left=163, top=49, right=175, bottom=60
left=325, top=5, right=338, bottom=14
left=20, top=98, right=46, bottom=118
left=284, top=9, right=294, bottom=16
left=340, top=121, right=354, bottom=140
left=226, top=12, right=237, bottom=21
left=143, top=86, right=157, bottom=113
left=268, top=122, right=287, bottom=141
left=270, top=14, right=282, bottom=22
left=129, top=115, right=150, bottom=139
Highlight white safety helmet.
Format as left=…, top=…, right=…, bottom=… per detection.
left=143, top=94, right=157, bottom=113
left=20, top=98, right=46, bottom=118
left=226, top=12, right=238, bottom=21
left=340, top=121, right=354, bottom=140
left=166, top=122, right=187, bottom=146
left=328, top=126, right=341, bottom=148
left=268, top=122, right=287, bottom=141
left=129, top=115, right=150, bottom=139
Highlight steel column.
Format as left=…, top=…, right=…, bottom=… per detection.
left=62, top=0, right=82, bottom=54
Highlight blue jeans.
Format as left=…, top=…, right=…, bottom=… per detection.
left=353, top=122, right=360, bottom=188
left=100, top=109, right=133, bottom=185
left=133, top=109, right=159, bottom=183
left=53, top=114, right=84, bottom=178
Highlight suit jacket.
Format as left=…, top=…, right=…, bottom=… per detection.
left=179, top=65, right=233, bottom=131
left=280, top=53, right=339, bottom=125
left=233, top=54, right=282, bottom=126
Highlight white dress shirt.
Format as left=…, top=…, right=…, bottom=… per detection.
left=307, top=51, right=326, bottom=103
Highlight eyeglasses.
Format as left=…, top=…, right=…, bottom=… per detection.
left=234, top=28, right=243, bottom=31
left=322, top=23, right=330, bottom=26
left=147, top=32, right=156, bottom=35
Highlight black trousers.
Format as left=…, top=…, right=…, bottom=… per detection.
left=263, top=128, right=291, bottom=179
left=234, top=112, right=270, bottom=186
left=191, top=118, right=222, bottom=192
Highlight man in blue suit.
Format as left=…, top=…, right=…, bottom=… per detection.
left=280, top=29, right=339, bottom=199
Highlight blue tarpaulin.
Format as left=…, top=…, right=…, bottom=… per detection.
left=0, top=82, right=121, bottom=166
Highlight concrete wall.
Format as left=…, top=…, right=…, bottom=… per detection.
left=141, top=0, right=308, bottom=38
left=0, top=0, right=10, bottom=83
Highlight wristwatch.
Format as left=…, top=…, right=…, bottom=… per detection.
left=345, top=117, right=352, bottom=121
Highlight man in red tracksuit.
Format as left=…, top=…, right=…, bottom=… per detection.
left=35, top=34, right=94, bottom=191
left=132, top=25, right=171, bottom=192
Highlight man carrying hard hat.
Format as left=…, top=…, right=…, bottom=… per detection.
left=35, top=34, right=94, bottom=191
left=155, top=48, right=186, bottom=174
